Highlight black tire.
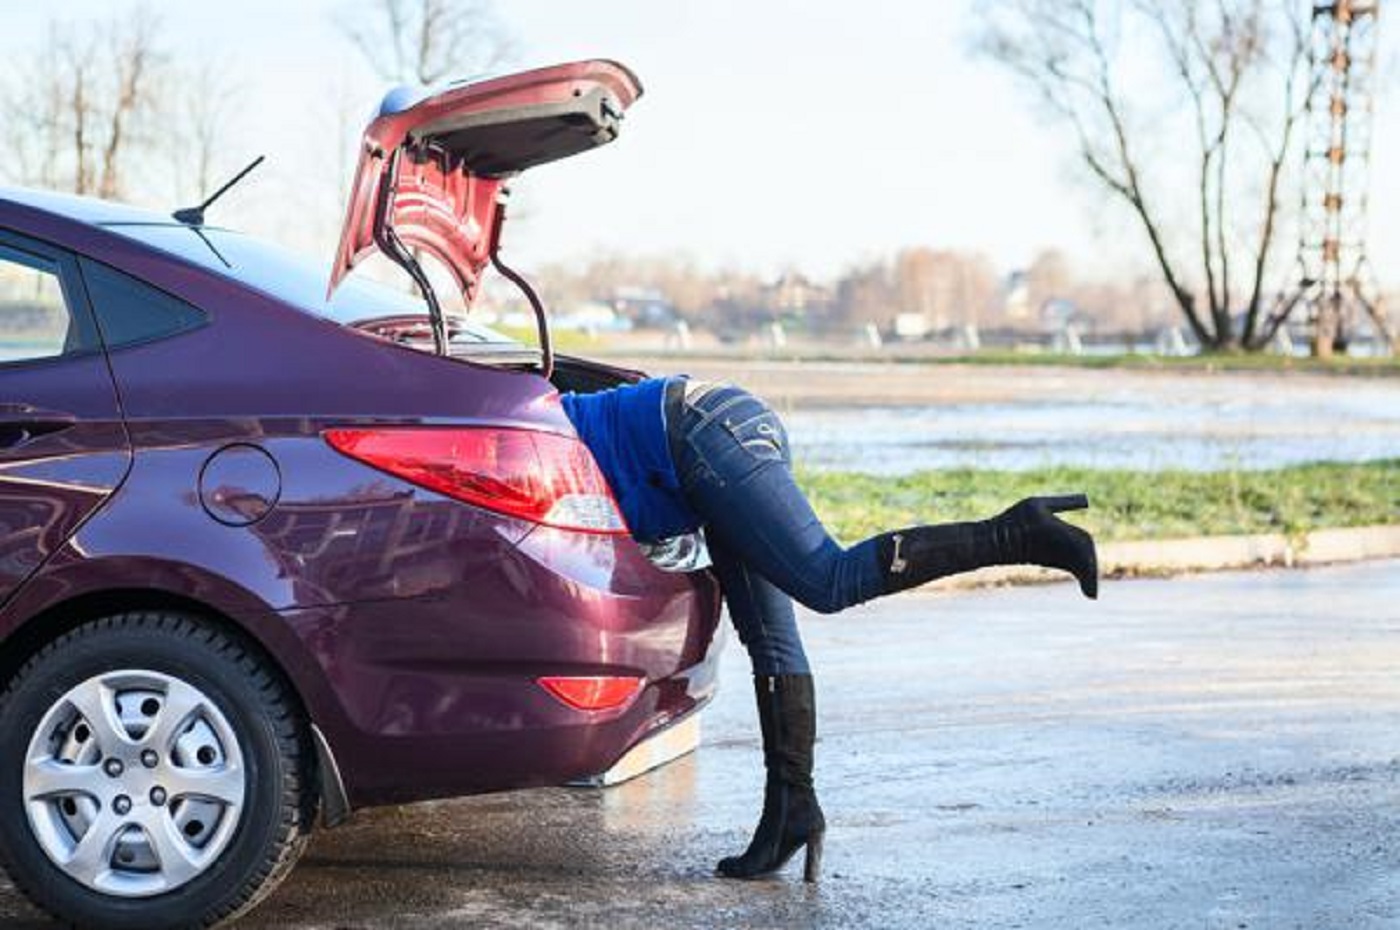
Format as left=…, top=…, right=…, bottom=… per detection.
left=0, top=612, right=316, bottom=929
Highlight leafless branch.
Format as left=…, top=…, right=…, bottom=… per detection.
left=0, top=10, right=166, bottom=201
left=978, top=0, right=1309, bottom=351
left=337, top=0, right=517, bottom=85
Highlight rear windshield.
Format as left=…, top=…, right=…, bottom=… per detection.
left=102, top=222, right=517, bottom=348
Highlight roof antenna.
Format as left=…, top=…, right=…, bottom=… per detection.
left=173, top=155, right=266, bottom=226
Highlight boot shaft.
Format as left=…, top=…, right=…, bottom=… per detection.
left=716, top=673, right=825, bottom=881
left=753, top=673, right=816, bottom=790
left=874, top=495, right=1098, bottom=598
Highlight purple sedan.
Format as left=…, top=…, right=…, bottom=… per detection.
left=0, top=61, right=721, bottom=929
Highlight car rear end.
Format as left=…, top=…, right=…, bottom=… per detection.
left=281, top=495, right=723, bottom=805
left=291, top=358, right=726, bottom=805
left=77, top=213, right=723, bottom=807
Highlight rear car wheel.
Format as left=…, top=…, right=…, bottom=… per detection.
left=0, top=612, right=315, bottom=929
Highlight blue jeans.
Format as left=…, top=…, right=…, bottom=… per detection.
left=671, top=385, right=885, bottom=675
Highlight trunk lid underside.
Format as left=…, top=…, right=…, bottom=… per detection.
left=330, top=59, right=643, bottom=309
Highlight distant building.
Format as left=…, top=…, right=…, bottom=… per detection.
left=611, top=286, right=678, bottom=328
left=893, top=312, right=931, bottom=339
left=765, top=271, right=833, bottom=316
left=1040, top=297, right=1094, bottom=334
left=555, top=300, right=633, bottom=333
left=1002, top=271, right=1032, bottom=321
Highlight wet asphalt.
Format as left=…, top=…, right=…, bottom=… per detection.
left=5, top=561, right=1400, bottom=928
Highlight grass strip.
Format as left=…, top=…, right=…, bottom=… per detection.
left=798, top=460, right=1400, bottom=544
left=594, top=347, right=1400, bottom=377
left=918, top=351, right=1400, bottom=377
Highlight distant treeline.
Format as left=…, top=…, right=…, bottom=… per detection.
left=523, top=248, right=1183, bottom=339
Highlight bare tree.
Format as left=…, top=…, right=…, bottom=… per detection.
left=980, top=0, right=1312, bottom=352
left=1026, top=249, right=1072, bottom=311
left=338, top=0, right=517, bottom=84
left=893, top=248, right=998, bottom=330
left=332, top=0, right=519, bottom=309
left=2, top=11, right=166, bottom=200
left=536, top=253, right=731, bottom=324
left=169, top=61, right=241, bottom=202
left=834, top=261, right=897, bottom=330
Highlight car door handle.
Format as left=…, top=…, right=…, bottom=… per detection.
left=0, top=409, right=77, bottom=449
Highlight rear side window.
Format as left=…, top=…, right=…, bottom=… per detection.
left=80, top=257, right=207, bottom=349
left=0, top=245, right=98, bottom=363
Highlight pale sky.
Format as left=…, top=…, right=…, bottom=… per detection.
left=4, top=0, right=1400, bottom=289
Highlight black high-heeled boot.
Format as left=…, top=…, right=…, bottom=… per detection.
left=877, top=494, right=1099, bottom=598
left=716, top=674, right=826, bottom=882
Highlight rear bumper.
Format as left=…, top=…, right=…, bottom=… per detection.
left=284, top=524, right=723, bottom=808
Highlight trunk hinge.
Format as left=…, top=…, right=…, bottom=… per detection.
left=488, top=189, right=554, bottom=380
left=372, top=147, right=451, bottom=356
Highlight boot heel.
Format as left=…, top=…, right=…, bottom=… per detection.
left=1039, top=493, right=1089, bottom=513
left=803, top=831, right=824, bottom=883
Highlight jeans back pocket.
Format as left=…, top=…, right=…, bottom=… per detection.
left=722, top=408, right=788, bottom=464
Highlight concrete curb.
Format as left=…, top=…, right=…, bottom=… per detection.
left=926, top=523, right=1400, bottom=590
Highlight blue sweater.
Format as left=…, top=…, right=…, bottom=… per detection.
left=561, top=377, right=700, bottom=542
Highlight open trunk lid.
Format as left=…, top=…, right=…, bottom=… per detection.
left=329, top=59, right=643, bottom=308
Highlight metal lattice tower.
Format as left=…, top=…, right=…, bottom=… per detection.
left=1294, top=0, right=1392, bottom=356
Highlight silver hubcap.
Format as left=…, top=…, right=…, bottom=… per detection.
left=22, top=670, right=246, bottom=897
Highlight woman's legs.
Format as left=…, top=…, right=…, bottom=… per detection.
left=670, top=388, right=828, bottom=879
left=703, top=532, right=824, bottom=879
left=674, top=386, right=1098, bottom=614
left=670, top=384, right=1097, bottom=881
left=706, top=534, right=810, bottom=676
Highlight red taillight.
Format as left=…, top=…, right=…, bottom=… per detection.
left=324, top=427, right=628, bottom=534
left=537, top=675, right=645, bottom=711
